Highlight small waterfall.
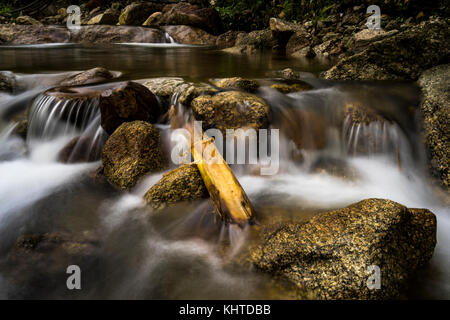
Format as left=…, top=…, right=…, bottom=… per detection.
left=164, top=32, right=176, bottom=44
left=26, top=90, right=107, bottom=163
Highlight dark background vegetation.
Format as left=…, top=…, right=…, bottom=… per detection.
left=0, top=0, right=448, bottom=30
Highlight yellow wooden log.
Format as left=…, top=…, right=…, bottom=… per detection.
left=187, top=124, right=255, bottom=227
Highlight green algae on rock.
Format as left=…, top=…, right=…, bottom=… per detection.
left=247, top=198, right=436, bottom=299
left=145, top=164, right=208, bottom=209
left=102, top=121, right=164, bottom=190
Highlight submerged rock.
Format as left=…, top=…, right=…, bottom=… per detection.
left=102, top=121, right=164, bottom=189
left=270, top=81, right=312, bottom=93
left=191, top=91, right=271, bottom=133
left=99, top=81, right=161, bottom=135
left=162, top=25, right=216, bottom=45
left=60, top=67, right=116, bottom=87
left=211, top=77, right=259, bottom=92
left=323, top=19, right=450, bottom=80
left=58, top=136, right=102, bottom=164
left=144, top=164, right=208, bottom=209
left=418, top=64, right=450, bottom=189
left=247, top=198, right=436, bottom=299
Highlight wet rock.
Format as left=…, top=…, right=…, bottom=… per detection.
left=215, top=30, right=241, bottom=49
left=60, top=67, right=116, bottom=86
left=73, top=25, right=166, bottom=44
left=418, top=64, right=450, bottom=189
left=58, top=136, right=102, bottom=164
left=0, top=71, right=16, bottom=93
left=211, top=77, right=259, bottom=93
left=343, top=103, right=388, bottom=125
left=191, top=91, right=270, bottom=133
left=247, top=198, right=436, bottom=299
left=13, top=120, right=28, bottom=140
left=0, top=25, right=70, bottom=44
left=310, top=157, right=359, bottom=181
left=5, top=231, right=100, bottom=298
left=161, top=2, right=222, bottom=35
left=118, top=2, right=161, bottom=26
left=162, top=25, right=216, bottom=45
left=102, top=121, right=164, bottom=189
left=15, top=16, right=43, bottom=25
left=87, top=9, right=120, bottom=25
left=270, top=82, right=312, bottom=94
left=144, top=164, right=208, bottom=209
left=142, top=77, right=218, bottom=107
left=323, top=19, right=450, bottom=80
left=143, top=11, right=163, bottom=27
left=99, top=81, right=161, bottom=135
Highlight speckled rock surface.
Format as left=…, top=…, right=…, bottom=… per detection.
left=102, top=121, right=164, bottom=189
left=247, top=198, right=436, bottom=299
left=270, top=81, right=312, bottom=93
left=60, top=67, right=116, bottom=87
left=191, top=91, right=271, bottom=133
left=99, top=81, right=160, bottom=135
left=323, top=19, right=450, bottom=80
left=211, top=77, right=259, bottom=92
left=418, top=64, right=450, bottom=189
left=145, top=164, right=208, bottom=209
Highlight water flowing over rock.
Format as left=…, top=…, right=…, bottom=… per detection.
left=60, top=67, right=116, bottom=87
left=323, top=18, right=450, bottom=80
left=102, top=121, right=164, bottom=190
left=191, top=91, right=271, bottom=133
left=58, top=135, right=104, bottom=164
left=247, top=198, right=436, bottom=299
left=418, top=64, right=450, bottom=189
left=162, top=25, right=216, bottom=45
left=99, top=81, right=161, bottom=135
left=0, top=71, right=16, bottom=93
left=145, top=164, right=208, bottom=209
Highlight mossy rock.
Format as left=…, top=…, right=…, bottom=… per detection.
left=245, top=198, right=436, bottom=299
left=102, top=121, right=164, bottom=190
left=144, top=164, right=208, bottom=209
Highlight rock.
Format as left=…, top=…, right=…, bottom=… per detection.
left=346, top=29, right=398, bottom=54
left=310, top=157, right=359, bottom=181
left=270, top=82, right=312, bottom=94
left=161, top=2, right=222, bottom=35
left=247, top=198, right=436, bottom=299
left=87, top=9, right=120, bottom=25
left=40, top=14, right=66, bottom=25
left=235, top=30, right=276, bottom=50
left=60, top=67, right=116, bottom=86
left=73, top=25, right=166, bottom=44
left=99, top=81, right=161, bottom=135
left=418, top=64, right=450, bottom=189
left=0, top=25, right=70, bottom=44
left=286, top=29, right=312, bottom=56
left=343, top=103, right=388, bottom=125
left=142, top=11, right=163, bottom=27
left=191, top=91, right=270, bottom=133
left=102, top=121, right=164, bottom=189
left=0, top=71, right=16, bottom=93
left=162, top=25, right=216, bottom=45
left=58, top=136, right=102, bottom=163
left=15, top=16, right=42, bottom=25
left=323, top=19, right=450, bottom=80
left=144, top=164, right=208, bottom=209
left=118, top=2, right=161, bottom=26
left=13, top=120, right=28, bottom=140
left=5, top=231, right=100, bottom=297
left=269, top=17, right=303, bottom=34
left=210, top=77, right=258, bottom=92
left=222, top=45, right=257, bottom=55
left=142, top=77, right=218, bottom=107
left=215, top=30, right=241, bottom=49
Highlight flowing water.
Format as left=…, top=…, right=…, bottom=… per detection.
left=0, top=43, right=448, bottom=299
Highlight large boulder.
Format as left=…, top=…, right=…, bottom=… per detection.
left=87, top=9, right=120, bottom=25
left=161, top=2, right=222, bottom=35
left=102, top=121, right=164, bottom=189
left=0, top=25, right=70, bottom=44
left=247, top=198, right=436, bottom=299
left=144, top=164, right=208, bottom=209
left=215, top=30, right=241, bottom=49
left=99, top=81, right=161, bottom=135
left=73, top=25, right=166, bottom=44
left=118, top=2, right=162, bottom=26
left=191, top=91, right=271, bottom=133
left=285, top=29, right=313, bottom=57
left=418, top=64, right=450, bottom=189
left=162, top=25, right=216, bottom=45
left=323, top=19, right=450, bottom=80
